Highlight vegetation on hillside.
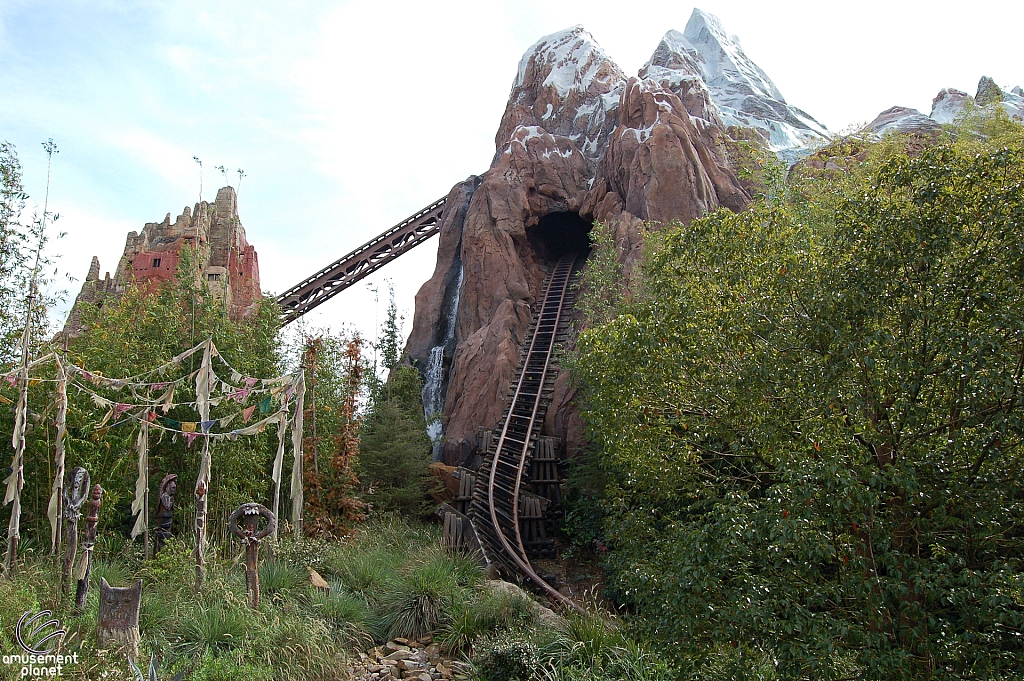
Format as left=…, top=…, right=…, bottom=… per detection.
left=5, top=107, right=1024, bottom=680
left=568, top=112, right=1024, bottom=678
left=0, top=516, right=536, bottom=680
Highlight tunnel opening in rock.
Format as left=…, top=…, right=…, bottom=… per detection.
left=527, top=212, right=592, bottom=263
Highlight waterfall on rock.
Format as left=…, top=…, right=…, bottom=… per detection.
left=422, top=263, right=463, bottom=459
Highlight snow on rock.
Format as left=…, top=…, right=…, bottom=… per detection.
left=930, top=88, right=969, bottom=124
left=866, top=106, right=941, bottom=137
left=925, top=78, right=1024, bottom=128
left=871, top=77, right=1023, bottom=139
left=495, top=25, right=626, bottom=165
left=975, top=76, right=1024, bottom=120
left=641, top=9, right=828, bottom=162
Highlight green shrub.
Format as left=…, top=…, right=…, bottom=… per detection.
left=438, top=582, right=533, bottom=653
left=191, top=654, right=274, bottom=681
left=471, top=632, right=542, bottom=681
left=138, top=537, right=195, bottom=586
left=272, top=534, right=334, bottom=571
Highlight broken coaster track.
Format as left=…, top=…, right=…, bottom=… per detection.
left=277, top=196, right=447, bottom=324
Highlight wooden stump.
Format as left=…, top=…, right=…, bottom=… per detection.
left=97, top=578, right=142, bottom=660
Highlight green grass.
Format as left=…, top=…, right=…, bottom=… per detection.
left=175, top=601, right=255, bottom=655
left=375, top=552, right=463, bottom=640
left=438, top=582, right=534, bottom=654
left=325, top=546, right=396, bottom=604
left=0, top=516, right=673, bottom=680
left=256, top=559, right=305, bottom=598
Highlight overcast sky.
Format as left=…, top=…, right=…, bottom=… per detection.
left=1, top=0, right=1021, bottom=347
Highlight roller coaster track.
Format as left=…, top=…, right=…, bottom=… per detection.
left=277, top=196, right=447, bottom=324
left=469, top=253, right=586, bottom=614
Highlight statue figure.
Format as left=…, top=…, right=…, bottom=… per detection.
left=97, top=578, right=142, bottom=660
left=228, top=502, right=277, bottom=609
left=153, top=474, right=177, bottom=554
left=75, top=484, right=103, bottom=613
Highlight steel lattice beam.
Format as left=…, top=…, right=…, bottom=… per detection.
left=277, top=197, right=447, bottom=324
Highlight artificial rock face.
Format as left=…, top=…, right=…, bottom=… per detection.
left=406, top=16, right=754, bottom=463
left=63, top=186, right=261, bottom=336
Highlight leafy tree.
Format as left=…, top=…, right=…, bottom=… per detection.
left=9, top=244, right=285, bottom=544
left=0, top=141, right=60, bottom=363
left=570, top=131, right=1024, bottom=678
left=301, top=331, right=365, bottom=535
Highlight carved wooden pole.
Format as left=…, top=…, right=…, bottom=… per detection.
left=194, top=479, right=207, bottom=593
left=61, top=467, right=89, bottom=596
left=74, top=484, right=102, bottom=613
left=227, top=503, right=276, bottom=610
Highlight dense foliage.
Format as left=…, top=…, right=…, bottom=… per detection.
left=356, top=289, right=435, bottom=517
left=571, top=123, right=1024, bottom=678
left=301, top=332, right=365, bottom=535
left=54, top=245, right=282, bottom=541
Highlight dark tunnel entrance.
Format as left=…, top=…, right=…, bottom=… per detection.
left=527, top=212, right=592, bottom=264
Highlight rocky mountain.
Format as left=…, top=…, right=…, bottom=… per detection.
left=639, top=10, right=828, bottom=163
left=406, top=13, right=756, bottom=463
left=63, top=186, right=261, bottom=335
left=867, top=76, right=1024, bottom=137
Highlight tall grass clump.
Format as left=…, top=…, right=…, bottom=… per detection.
left=174, top=600, right=256, bottom=656
left=326, top=546, right=396, bottom=605
left=249, top=610, right=347, bottom=681
left=256, top=559, right=305, bottom=598
left=375, top=551, right=464, bottom=640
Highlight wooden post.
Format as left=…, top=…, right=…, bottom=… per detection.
left=97, top=578, right=142, bottom=660
left=194, top=479, right=207, bottom=593
left=3, top=296, right=32, bottom=577
left=143, top=485, right=149, bottom=561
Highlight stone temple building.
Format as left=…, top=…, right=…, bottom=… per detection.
left=62, top=186, right=262, bottom=335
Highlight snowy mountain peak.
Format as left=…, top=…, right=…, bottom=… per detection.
left=497, top=25, right=626, bottom=165
left=513, top=25, right=622, bottom=99
left=642, top=9, right=828, bottom=161
left=681, top=9, right=785, bottom=104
